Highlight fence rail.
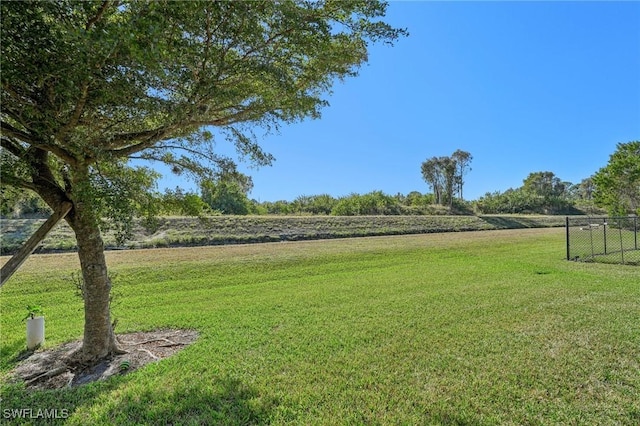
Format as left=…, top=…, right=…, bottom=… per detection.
left=566, top=216, right=639, bottom=265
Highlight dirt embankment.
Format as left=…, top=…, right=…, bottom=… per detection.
left=1, top=215, right=569, bottom=255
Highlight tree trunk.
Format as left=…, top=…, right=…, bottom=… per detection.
left=67, top=199, right=120, bottom=363
left=23, top=149, right=120, bottom=363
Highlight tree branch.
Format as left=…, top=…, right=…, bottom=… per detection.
left=1, top=121, right=35, bottom=144
left=105, top=125, right=180, bottom=156
left=55, top=82, right=89, bottom=143
left=1, top=136, right=27, bottom=158
left=1, top=121, right=78, bottom=165
left=130, top=150, right=218, bottom=174
left=31, top=142, right=78, bottom=167
left=86, top=0, right=113, bottom=31
left=144, top=144, right=218, bottom=160
left=0, top=173, right=37, bottom=191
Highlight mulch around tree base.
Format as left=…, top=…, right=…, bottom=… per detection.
left=9, top=329, right=199, bottom=390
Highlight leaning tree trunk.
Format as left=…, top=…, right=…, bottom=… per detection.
left=67, top=199, right=120, bottom=363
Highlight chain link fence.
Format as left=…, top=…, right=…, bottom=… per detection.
left=566, top=216, right=639, bottom=265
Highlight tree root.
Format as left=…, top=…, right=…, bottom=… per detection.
left=24, top=366, right=70, bottom=386
left=137, top=348, right=159, bottom=360
left=65, top=346, right=127, bottom=368
left=158, top=342, right=187, bottom=348
left=118, top=337, right=180, bottom=346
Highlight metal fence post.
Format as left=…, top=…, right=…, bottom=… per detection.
left=565, top=217, right=570, bottom=260
left=619, top=218, right=625, bottom=264
left=603, top=218, right=607, bottom=255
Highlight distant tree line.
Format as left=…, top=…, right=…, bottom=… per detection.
left=476, top=141, right=639, bottom=216
left=475, top=172, right=595, bottom=215
left=3, top=142, right=637, bottom=218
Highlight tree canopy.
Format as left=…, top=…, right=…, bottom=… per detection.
left=593, top=141, right=640, bottom=216
left=420, top=150, right=472, bottom=207
left=0, top=0, right=405, bottom=362
left=2, top=0, right=405, bottom=205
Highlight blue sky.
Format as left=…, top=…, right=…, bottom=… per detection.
left=159, top=1, right=640, bottom=202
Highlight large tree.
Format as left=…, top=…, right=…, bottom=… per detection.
left=420, top=150, right=472, bottom=207
left=1, top=1, right=405, bottom=363
left=521, top=171, right=574, bottom=214
left=451, top=149, right=472, bottom=200
left=420, top=157, right=444, bottom=205
left=522, top=171, right=566, bottom=199
left=201, top=169, right=254, bottom=215
left=593, top=141, right=640, bottom=216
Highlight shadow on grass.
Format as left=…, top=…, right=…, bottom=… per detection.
left=1, top=369, right=272, bottom=425
left=1, top=336, right=271, bottom=425
left=1, top=339, right=33, bottom=369
left=1, top=374, right=129, bottom=425
left=100, top=378, right=273, bottom=425
left=479, top=215, right=546, bottom=229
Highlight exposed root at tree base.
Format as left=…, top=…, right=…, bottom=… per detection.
left=10, top=329, right=198, bottom=390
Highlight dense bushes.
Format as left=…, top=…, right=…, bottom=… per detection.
left=256, top=191, right=471, bottom=216
left=474, top=189, right=581, bottom=215
left=331, top=191, right=400, bottom=215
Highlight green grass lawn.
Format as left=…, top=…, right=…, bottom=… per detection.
left=1, top=229, right=639, bottom=425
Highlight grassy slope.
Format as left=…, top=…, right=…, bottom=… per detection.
left=0, top=214, right=567, bottom=255
left=1, top=229, right=639, bottom=425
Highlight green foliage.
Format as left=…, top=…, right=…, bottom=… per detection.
left=0, top=186, right=51, bottom=218
left=404, top=191, right=434, bottom=206
left=291, top=194, right=338, bottom=215
left=0, top=0, right=405, bottom=359
left=574, top=178, right=596, bottom=201
left=331, top=191, right=400, bottom=216
left=180, top=193, right=210, bottom=217
left=421, top=150, right=473, bottom=206
left=475, top=188, right=579, bottom=215
left=475, top=171, right=581, bottom=215
left=22, top=304, right=43, bottom=321
left=249, top=191, right=468, bottom=216
left=593, top=141, right=640, bottom=216
left=85, top=161, right=161, bottom=245
left=202, top=179, right=251, bottom=215
left=260, top=200, right=294, bottom=215
left=158, top=188, right=209, bottom=217
left=200, top=171, right=255, bottom=215
left=1, top=0, right=405, bottom=233
left=522, top=171, right=567, bottom=199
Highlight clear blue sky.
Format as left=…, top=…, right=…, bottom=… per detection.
left=158, top=1, right=640, bottom=202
